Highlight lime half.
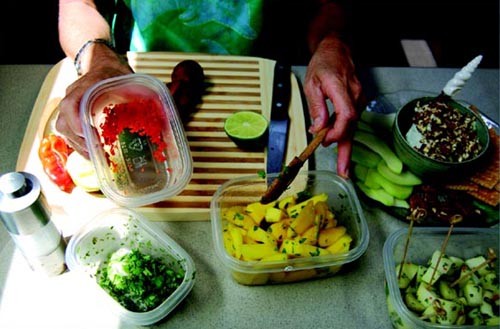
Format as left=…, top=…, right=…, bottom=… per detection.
left=224, top=111, right=268, bottom=148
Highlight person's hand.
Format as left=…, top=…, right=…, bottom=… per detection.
left=304, top=34, right=363, bottom=178
left=55, top=48, right=133, bottom=157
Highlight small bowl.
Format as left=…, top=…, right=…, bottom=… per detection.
left=210, top=170, right=369, bottom=285
left=65, top=208, right=196, bottom=325
left=393, top=96, right=490, bottom=180
left=383, top=227, right=499, bottom=329
left=80, top=73, right=193, bottom=207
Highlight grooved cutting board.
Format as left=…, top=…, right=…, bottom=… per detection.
left=16, top=52, right=307, bottom=233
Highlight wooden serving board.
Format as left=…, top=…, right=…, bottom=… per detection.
left=16, top=52, right=308, bottom=234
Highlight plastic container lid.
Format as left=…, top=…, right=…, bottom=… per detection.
left=80, top=73, right=193, bottom=207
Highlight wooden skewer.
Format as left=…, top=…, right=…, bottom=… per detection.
left=450, top=248, right=497, bottom=288
left=398, top=207, right=426, bottom=280
left=260, top=127, right=328, bottom=204
left=427, top=214, right=463, bottom=287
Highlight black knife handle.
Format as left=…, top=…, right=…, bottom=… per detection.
left=270, top=62, right=291, bottom=120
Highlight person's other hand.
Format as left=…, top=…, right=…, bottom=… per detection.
left=304, top=34, right=363, bottom=178
left=55, top=55, right=133, bottom=158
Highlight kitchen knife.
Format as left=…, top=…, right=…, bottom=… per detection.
left=266, top=62, right=292, bottom=174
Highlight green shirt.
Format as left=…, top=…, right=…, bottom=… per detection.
left=103, top=0, right=313, bottom=63
left=120, top=0, right=263, bottom=55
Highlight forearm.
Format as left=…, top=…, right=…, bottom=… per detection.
left=307, top=0, right=349, bottom=54
left=59, top=0, right=111, bottom=58
left=59, top=0, right=130, bottom=76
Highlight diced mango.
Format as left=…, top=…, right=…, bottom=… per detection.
left=300, top=224, right=319, bottom=245
left=280, top=239, right=303, bottom=257
left=278, top=195, right=296, bottom=210
left=322, top=215, right=337, bottom=229
left=300, top=244, right=330, bottom=257
left=281, top=269, right=318, bottom=283
left=246, top=201, right=276, bottom=225
left=243, top=235, right=258, bottom=244
left=318, top=226, right=347, bottom=247
left=241, top=243, right=278, bottom=260
left=220, top=191, right=353, bottom=268
left=228, top=225, right=244, bottom=259
left=247, top=225, right=277, bottom=245
left=280, top=239, right=328, bottom=257
left=314, top=201, right=330, bottom=228
left=265, top=207, right=286, bottom=223
left=232, top=271, right=269, bottom=285
left=223, top=229, right=235, bottom=257
left=269, top=271, right=287, bottom=283
left=224, top=206, right=256, bottom=230
left=287, top=193, right=328, bottom=218
left=326, top=234, right=353, bottom=254
left=267, top=221, right=289, bottom=243
left=287, top=201, right=315, bottom=238
left=261, top=253, right=288, bottom=262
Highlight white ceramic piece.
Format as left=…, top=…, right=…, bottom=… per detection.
left=442, top=55, right=483, bottom=97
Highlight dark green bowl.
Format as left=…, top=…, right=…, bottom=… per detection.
left=392, top=96, right=490, bottom=181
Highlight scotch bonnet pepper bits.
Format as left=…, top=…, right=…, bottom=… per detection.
left=80, top=73, right=193, bottom=207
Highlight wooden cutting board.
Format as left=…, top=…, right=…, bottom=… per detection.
left=16, top=52, right=308, bottom=233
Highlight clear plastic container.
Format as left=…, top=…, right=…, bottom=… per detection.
left=80, top=73, right=192, bottom=207
left=65, top=208, right=195, bottom=325
left=383, top=227, right=499, bottom=329
left=210, top=170, right=369, bottom=285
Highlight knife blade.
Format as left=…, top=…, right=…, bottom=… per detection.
left=266, top=62, right=292, bottom=174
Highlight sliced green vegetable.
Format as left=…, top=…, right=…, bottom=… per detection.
left=393, top=198, right=410, bottom=209
left=439, top=280, right=458, bottom=300
left=364, top=168, right=382, bottom=189
left=465, top=256, right=490, bottom=277
left=464, top=283, right=483, bottom=307
left=396, top=263, right=419, bottom=289
left=377, top=161, right=422, bottom=186
left=415, top=265, right=427, bottom=284
left=421, top=266, right=442, bottom=285
left=434, top=298, right=461, bottom=325
left=405, top=291, right=426, bottom=312
left=480, top=272, right=498, bottom=292
left=480, top=296, right=495, bottom=317
left=354, top=130, right=403, bottom=174
left=356, top=120, right=376, bottom=133
left=352, top=143, right=382, bottom=168
left=360, top=110, right=396, bottom=133
left=417, top=282, right=439, bottom=308
left=486, top=316, right=500, bottom=325
left=353, top=164, right=369, bottom=182
left=429, top=250, right=453, bottom=275
left=366, top=168, right=413, bottom=200
left=355, top=181, right=394, bottom=207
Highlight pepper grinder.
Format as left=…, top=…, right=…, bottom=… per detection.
left=0, top=171, right=66, bottom=276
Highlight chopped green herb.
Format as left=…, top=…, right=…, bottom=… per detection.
left=296, top=190, right=313, bottom=203
left=309, top=249, right=320, bottom=257
left=98, top=248, right=184, bottom=312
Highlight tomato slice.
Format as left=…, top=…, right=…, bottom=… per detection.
left=38, top=134, right=75, bottom=193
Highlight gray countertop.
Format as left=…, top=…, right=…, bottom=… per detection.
left=0, top=63, right=498, bottom=329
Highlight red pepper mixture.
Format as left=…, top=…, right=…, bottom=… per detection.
left=99, top=99, right=168, bottom=162
left=38, top=134, right=75, bottom=193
